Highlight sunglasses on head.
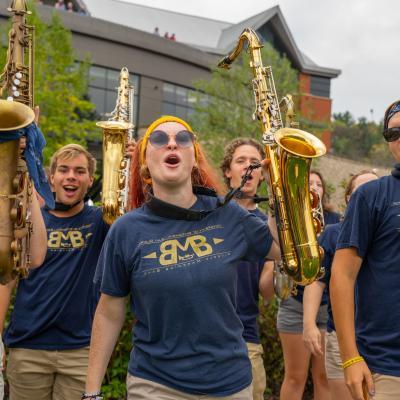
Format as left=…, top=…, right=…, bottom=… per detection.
left=148, top=130, right=195, bottom=148
left=383, top=127, right=400, bottom=142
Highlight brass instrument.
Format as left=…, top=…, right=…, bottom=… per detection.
left=273, top=96, right=325, bottom=299
left=219, top=28, right=326, bottom=286
left=0, top=0, right=34, bottom=107
left=0, top=0, right=35, bottom=284
left=97, top=67, right=134, bottom=225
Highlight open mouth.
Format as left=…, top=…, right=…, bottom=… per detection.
left=63, top=185, right=78, bottom=195
left=242, top=174, right=254, bottom=181
left=164, top=154, right=181, bottom=166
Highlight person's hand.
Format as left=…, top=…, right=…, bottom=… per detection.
left=125, top=139, right=136, bottom=159
left=34, top=105, right=40, bottom=125
left=344, top=361, right=375, bottom=400
left=260, top=158, right=270, bottom=175
left=303, top=323, right=323, bottom=356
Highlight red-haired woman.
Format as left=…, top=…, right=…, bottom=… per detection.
left=83, top=116, right=280, bottom=400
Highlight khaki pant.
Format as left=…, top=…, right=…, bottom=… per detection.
left=365, top=373, right=400, bottom=400
left=7, top=347, right=89, bottom=400
left=246, top=342, right=266, bottom=400
left=126, top=374, right=253, bottom=400
left=0, top=372, right=3, bottom=400
left=325, top=330, right=344, bottom=380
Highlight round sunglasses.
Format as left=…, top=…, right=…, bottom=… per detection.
left=148, top=130, right=195, bottom=148
left=383, top=127, right=400, bottom=142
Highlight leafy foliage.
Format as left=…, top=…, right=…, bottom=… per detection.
left=0, top=1, right=97, bottom=163
left=331, top=112, right=392, bottom=167
left=259, top=299, right=313, bottom=399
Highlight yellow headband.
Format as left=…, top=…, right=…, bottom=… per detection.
left=139, top=115, right=198, bottom=166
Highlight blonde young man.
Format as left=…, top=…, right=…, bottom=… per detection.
left=0, top=144, right=109, bottom=400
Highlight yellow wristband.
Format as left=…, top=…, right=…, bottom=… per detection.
left=342, top=356, right=364, bottom=369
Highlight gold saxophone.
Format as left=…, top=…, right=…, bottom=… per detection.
left=97, top=67, right=134, bottom=225
left=219, top=28, right=326, bottom=285
left=0, top=0, right=35, bottom=284
left=272, top=96, right=325, bottom=299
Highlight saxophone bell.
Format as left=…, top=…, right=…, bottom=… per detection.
left=0, top=99, right=35, bottom=131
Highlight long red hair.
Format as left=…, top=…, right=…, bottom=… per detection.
left=128, top=138, right=224, bottom=209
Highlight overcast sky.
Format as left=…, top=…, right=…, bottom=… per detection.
left=122, top=0, right=399, bottom=123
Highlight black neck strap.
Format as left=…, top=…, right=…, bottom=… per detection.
left=45, top=200, right=82, bottom=212
left=391, top=163, right=400, bottom=179
left=145, top=186, right=223, bottom=221
left=234, top=190, right=269, bottom=204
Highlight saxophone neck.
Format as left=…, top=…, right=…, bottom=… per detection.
left=109, top=68, right=134, bottom=125
left=1, top=0, right=34, bottom=108
left=218, top=28, right=262, bottom=68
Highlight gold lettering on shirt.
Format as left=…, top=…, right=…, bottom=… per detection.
left=48, top=230, right=85, bottom=249
left=144, top=234, right=219, bottom=266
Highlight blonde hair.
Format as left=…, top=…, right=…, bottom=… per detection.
left=50, top=144, right=96, bottom=176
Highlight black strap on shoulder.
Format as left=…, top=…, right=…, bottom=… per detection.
left=234, top=191, right=269, bottom=204
left=391, top=163, right=400, bottom=179
left=145, top=162, right=266, bottom=221
left=44, top=200, right=82, bottom=212
left=145, top=186, right=223, bottom=221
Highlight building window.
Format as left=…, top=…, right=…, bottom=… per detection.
left=162, top=83, right=196, bottom=120
left=88, top=66, right=140, bottom=127
left=310, top=76, right=330, bottom=98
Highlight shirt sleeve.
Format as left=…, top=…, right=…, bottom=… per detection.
left=94, top=235, right=130, bottom=297
left=336, top=191, right=374, bottom=259
left=318, top=229, right=333, bottom=285
left=242, top=211, right=273, bottom=262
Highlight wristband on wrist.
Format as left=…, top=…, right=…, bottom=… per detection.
left=342, top=356, right=364, bottom=370
left=82, top=391, right=103, bottom=400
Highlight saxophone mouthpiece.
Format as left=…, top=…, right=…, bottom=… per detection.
left=217, top=56, right=233, bottom=69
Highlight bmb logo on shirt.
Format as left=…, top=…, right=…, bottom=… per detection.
left=143, top=234, right=224, bottom=266
left=47, top=229, right=92, bottom=249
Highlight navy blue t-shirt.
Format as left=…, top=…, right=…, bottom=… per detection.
left=318, top=223, right=340, bottom=333
left=5, top=205, right=109, bottom=350
left=336, top=175, right=400, bottom=377
left=292, top=209, right=339, bottom=304
left=236, top=208, right=267, bottom=344
left=95, top=195, right=273, bottom=396
left=323, top=210, right=341, bottom=226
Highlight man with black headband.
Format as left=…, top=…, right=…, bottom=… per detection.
left=331, top=100, right=400, bottom=400
left=1, top=144, right=110, bottom=400
left=220, top=138, right=273, bottom=400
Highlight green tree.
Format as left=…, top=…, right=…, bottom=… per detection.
left=190, top=43, right=299, bottom=165
left=0, top=1, right=97, bottom=162
left=331, top=112, right=392, bottom=166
